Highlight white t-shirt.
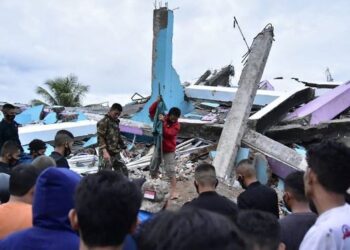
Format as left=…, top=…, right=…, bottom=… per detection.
left=300, top=204, right=350, bottom=250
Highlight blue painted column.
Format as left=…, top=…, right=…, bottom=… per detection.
left=132, top=7, right=193, bottom=123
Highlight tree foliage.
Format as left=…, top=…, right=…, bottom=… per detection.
left=32, top=74, right=89, bottom=107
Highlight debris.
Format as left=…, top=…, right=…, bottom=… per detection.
left=248, top=87, right=315, bottom=133
left=258, top=80, right=275, bottom=90
left=284, top=81, right=350, bottom=125
left=15, top=105, right=44, bottom=125
left=266, top=118, right=350, bottom=144
left=194, top=65, right=234, bottom=87
left=242, top=129, right=307, bottom=178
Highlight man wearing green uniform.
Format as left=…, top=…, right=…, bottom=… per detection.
left=97, top=103, right=128, bottom=176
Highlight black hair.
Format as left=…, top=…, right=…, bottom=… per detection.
left=55, top=130, right=74, bottom=147
left=9, top=164, right=38, bottom=196
left=236, top=210, right=281, bottom=250
left=137, top=208, right=246, bottom=250
left=2, top=103, right=16, bottom=111
left=306, top=140, right=350, bottom=194
left=194, top=163, right=217, bottom=186
left=110, top=103, right=123, bottom=112
left=284, top=171, right=307, bottom=202
left=0, top=140, right=20, bottom=157
left=74, top=170, right=142, bottom=247
left=168, top=107, right=181, bottom=118
left=56, top=129, right=74, bottom=139
left=28, top=139, right=47, bottom=154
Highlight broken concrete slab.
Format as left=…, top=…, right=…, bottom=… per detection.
left=249, top=87, right=315, bottom=133
left=285, top=81, right=350, bottom=125
left=242, top=129, right=307, bottom=178
left=185, top=85, right=283, bottom=106
left=19, top=120, right=97, bottom=145
left=213, top=25, right=275, bottom=182
left=292, top=78, right=342, bottom=89
left=178, top=122, right=306, bottom=179
left=266, top=118, right=350, bottom=144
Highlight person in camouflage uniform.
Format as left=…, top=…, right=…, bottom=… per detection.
left=97, top=103, right=128, bottom=176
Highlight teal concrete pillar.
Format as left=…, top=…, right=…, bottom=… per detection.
left=132, top=7, right=193, bottom=123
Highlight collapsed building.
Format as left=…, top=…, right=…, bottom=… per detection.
left=4, top=6, right=350, bottom=206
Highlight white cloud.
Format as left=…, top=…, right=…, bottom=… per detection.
left=0, top=0, right=349, bottom=105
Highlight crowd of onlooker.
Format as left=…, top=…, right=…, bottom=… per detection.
left=0, top=103, right=350, bottom=250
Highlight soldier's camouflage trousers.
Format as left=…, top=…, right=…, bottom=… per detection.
left=99, top=152, right=128, bottom=177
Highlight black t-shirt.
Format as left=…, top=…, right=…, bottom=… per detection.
left=183, top=191, right=238, bottom=221
left=279, top=212, right=317, bottom=250
left=237, top=181, right=279, bottom=218
left=49, top=151, right=70, bottom=169
left=0, top=161, right=10, bottom=174
left=0, top=119, right=23, bottom=152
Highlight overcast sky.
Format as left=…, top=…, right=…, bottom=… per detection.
left=0, top=0, right=349, bottom=105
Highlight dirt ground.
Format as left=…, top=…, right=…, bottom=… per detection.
left=167, top=177, right=243, bottom=210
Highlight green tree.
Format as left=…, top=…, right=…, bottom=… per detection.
left=32, top=74, right=90, bottom=107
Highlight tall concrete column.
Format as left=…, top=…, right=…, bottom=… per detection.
left=213, top=25, right=274, bottom=182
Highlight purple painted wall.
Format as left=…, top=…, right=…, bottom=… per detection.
left=285, top=81, right=350, bottom=125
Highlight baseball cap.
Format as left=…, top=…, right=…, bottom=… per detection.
left=140, top=179, right=169, bottom=213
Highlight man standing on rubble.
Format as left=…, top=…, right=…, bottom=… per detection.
left=149, top=97, right=181, bottom=200
left=97, top=103, right=128, bottom=177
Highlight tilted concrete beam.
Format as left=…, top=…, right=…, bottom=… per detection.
left=213, top=25, right=275, bottom=182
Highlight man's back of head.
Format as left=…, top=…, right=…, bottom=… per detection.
left=306, top=140, right=350, bottom=196
left=31, top=155, right=56, bottom=174
left=281, top=171, right=317, bottom=250
left=9, top=164, right=38, bottom=203
left=137, top=208, right=246, bottom=250
left=70, top=170, right=142, bottom=248
left=236, top=159, right=257, bottom=190
left=284, top=171, right=308, bottom=207
left=194, top=163, right=217, bottom=189
left=54, top=130, right=74, bottom=147
left=236, top=159, right=256, bottom=178
left=236, top=210, right=283, bottom=250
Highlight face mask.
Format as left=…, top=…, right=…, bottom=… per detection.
left=237, top=176, right=247, bottom=189
left=64, top=145, right=72, bottom=157
left=5, top=114, right=15, bottom=121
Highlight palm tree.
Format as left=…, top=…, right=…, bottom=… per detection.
left=32, top=74, right=90, bottom=107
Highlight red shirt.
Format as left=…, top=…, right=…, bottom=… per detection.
left=149, top=101, right=180, bottom=153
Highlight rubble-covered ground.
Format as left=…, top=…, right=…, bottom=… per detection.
left=166, top=177, right=242, bottom=210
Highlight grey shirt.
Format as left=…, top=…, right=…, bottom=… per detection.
left=279, top=212, right=317, bottom=250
